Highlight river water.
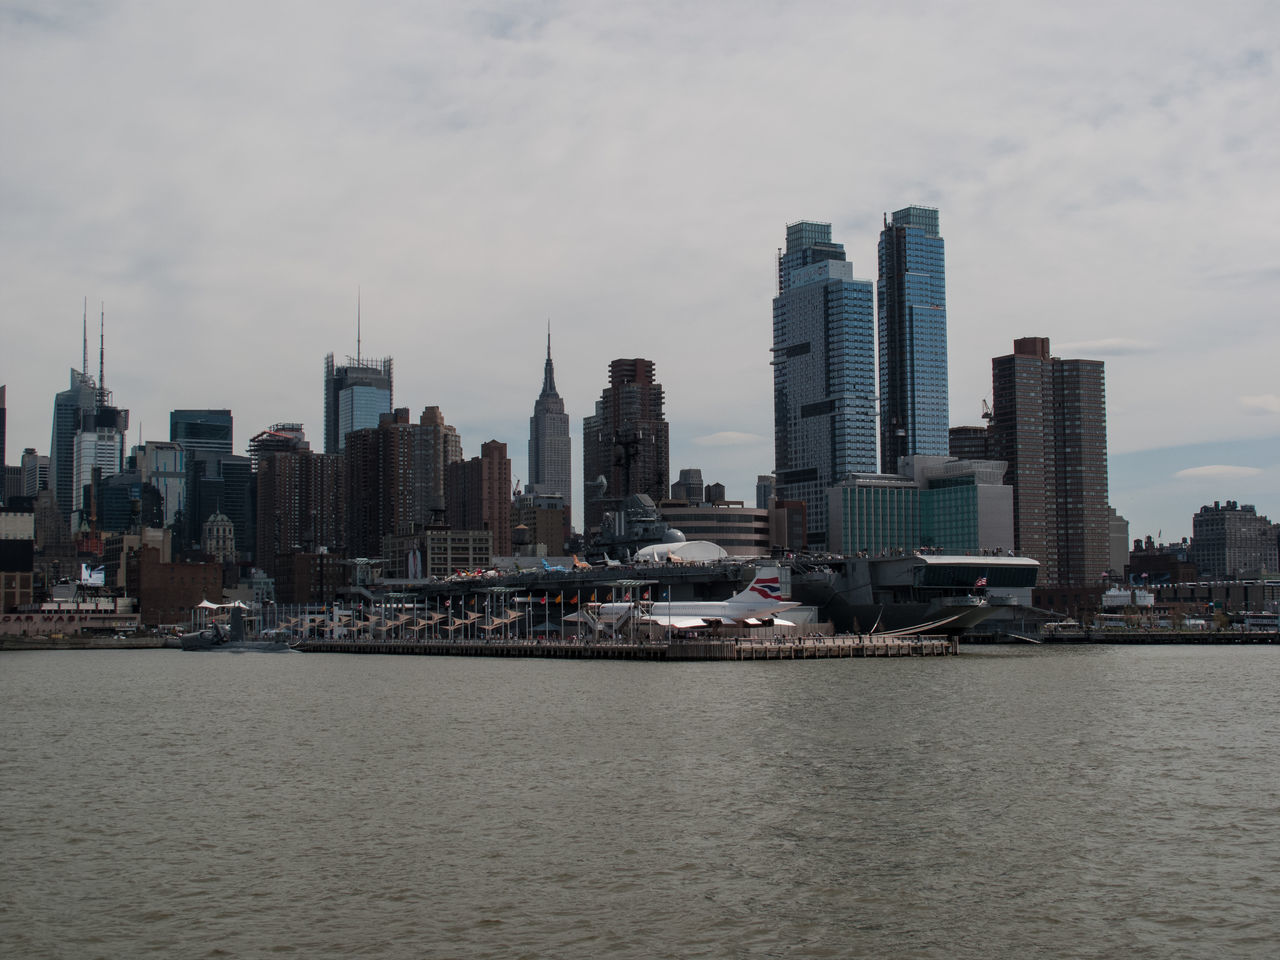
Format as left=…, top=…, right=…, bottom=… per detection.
left=1, top=644, right=1276, bottom=959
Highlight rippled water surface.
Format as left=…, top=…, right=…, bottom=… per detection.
left=2, top=645, right=1277, bottom=958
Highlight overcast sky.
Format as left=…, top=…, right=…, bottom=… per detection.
left=3, top=1, right=1278, bottom=542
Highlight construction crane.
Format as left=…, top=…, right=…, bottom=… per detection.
left=981, top=398, right=993, bottom=421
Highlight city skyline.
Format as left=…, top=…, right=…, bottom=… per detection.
left=3, top=3, right=1278, bottom=542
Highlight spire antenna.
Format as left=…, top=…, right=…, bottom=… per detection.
left=82, top=297, right=88, bottom=376
left=357, top=287, right=362, bottom=365
left=99, top=302, right=105, bottom=399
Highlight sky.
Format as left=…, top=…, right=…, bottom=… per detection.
left=3, top=0, right=1278, bottom=543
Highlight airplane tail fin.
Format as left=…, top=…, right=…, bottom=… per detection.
left=728, top=568, right=787, bottom=604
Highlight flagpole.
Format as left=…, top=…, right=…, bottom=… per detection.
left=666, top=586, right=671, bottom=645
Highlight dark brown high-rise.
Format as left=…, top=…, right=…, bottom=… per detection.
left=582, top=359, right=670, bottom=531
left=989, top=337, right=1108, bottom=587
left=446, top=440, right=512, bottom=556
left=256, top=449, right=345, bottom=583
left=344, top=407, right=462, bottom=558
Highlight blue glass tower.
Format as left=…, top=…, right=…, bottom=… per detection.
left=878, top=205, right=948, bottom=474
left=773, top=221, right=877, bottom=549
left=323, top=353, right=393, bottom=454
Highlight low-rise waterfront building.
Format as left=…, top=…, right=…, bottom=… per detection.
left=828, top=456, right=1013, bottom=557
left=658, top=502, right=770, bottom=557
left=511, top=491, right=568, bottom=557
left=126, top=546, right=224, bottom=627
left=381, top=529, right=492, bottom=580
left=0, top=505, right=35, bottom=613
left=1126, top=537, right=1198, bottom=585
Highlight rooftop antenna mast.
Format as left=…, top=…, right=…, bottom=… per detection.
left=98, top=302, right=106, bottom=405
left=82, top=297, right=89, bottom=376
left=356, top=287, right=361, bottom=365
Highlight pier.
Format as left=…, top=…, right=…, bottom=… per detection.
left=291, top=635, right=958, bottom=660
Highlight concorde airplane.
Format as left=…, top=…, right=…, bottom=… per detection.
left=594, top=569, right=800, bottom=629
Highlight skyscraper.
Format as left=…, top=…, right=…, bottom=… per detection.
left=324, top=353, right=393, bottom=454
left=71, top=400, right=129, bottom=522
left=878, top=205, right=948, bottom=474
left=170, top=409, right=235, bottom=549
left=248, top=423, right=309, bottom=474
left=257, top=448, right=345, bottom=581
left=343, top=406, right=461, bottom=558
left=988, top=337, right=1108, bottom=587
left=772, top=221, right=876, bottom=549
left=170, top=409, right=233, bottom=460
left=446, top=440, right=512, bottom=556
left=582, top=358, right=669, bottom=531
left=0, top=385, right=6, bottom=503
left=49, top=369, right=98, bottom=522
left=183, top=454, right=251, bottom=560
left=527, top=329, right=572, bottom=518
left=134, top=441, right=185, bottom=527
left=21, top=448, right=49, bottom=499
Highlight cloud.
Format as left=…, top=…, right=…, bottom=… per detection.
left=692, top=432, right=768, bottom=447
left=1053, top=338, right=1154, bottom=357
left=1240, top=394, right=1280, bottom=414
left=1174, top=465, right=1264, bottom=480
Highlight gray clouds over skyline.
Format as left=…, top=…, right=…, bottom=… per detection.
left=3, top=1, right=1278, bottom=540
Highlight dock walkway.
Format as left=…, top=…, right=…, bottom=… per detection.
left=292, top=635, right=958, bottom=660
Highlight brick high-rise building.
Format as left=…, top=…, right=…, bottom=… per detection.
left=582, top=358, right=669, bottom=531
left=447, top=440, right=512, bottom=556
left=418, top=406, right=463, bottom=519
left=988, top=337, right=1108, bottom=587
left=248, top=423, right=309, bottom=473
left=344, top=407, right=461, bottom=558
left=256, top=449, right=345, bottom=581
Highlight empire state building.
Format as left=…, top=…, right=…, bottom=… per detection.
left=527, top=329, right=572, bottom=514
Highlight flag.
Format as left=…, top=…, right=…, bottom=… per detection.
left=570, top=593, right=578, bottom=604
left=554, top=594, right=562, bottom=604
left=642, top=589, right=650, bottom=600
left=589, top=591, right=596, bottom=603
left=974, top=576, right=988, bottom=588
left=540, top=595, right=547, bottom=605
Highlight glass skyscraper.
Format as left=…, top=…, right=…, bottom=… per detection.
left=49, top=369, right=98, bottom=521
left=170, top=409, right=233, bottom=460
left=323, top=353, right=393, bottom=454
left=772, top=221, right=876, bottom=549
left=878, top=205, right=948, bottom=474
